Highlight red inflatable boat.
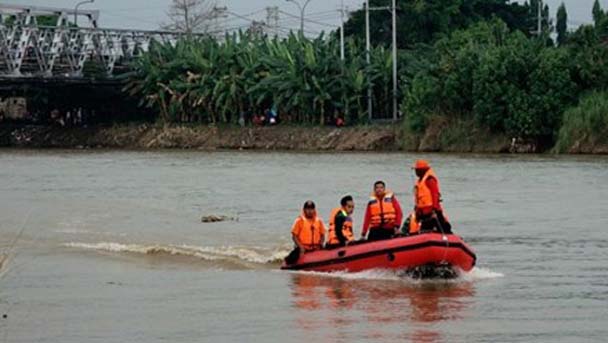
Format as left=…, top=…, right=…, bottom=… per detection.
left=281, top=233, right=476, bottom=276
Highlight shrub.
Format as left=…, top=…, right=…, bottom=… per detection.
left=555, top=91, right=608, bottom=152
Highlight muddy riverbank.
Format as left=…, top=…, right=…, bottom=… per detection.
left=2, top=122, right=603, bottom=153
left=0, top=123, right=514, bottom=152
left=0, top=124, right=400, bottom=151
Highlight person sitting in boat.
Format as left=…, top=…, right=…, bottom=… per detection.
left=361, top=181, right=403, bottom=241
left=408, top=160, right=452, bottom=234
left=285, top=200, right=327, bottom=264
left=326, top=195, right=356, bottom=248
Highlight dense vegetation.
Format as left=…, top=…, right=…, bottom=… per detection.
left=126, top=33, right=393, bottom=125
left=401, top=1, right=608, bottom=146
left=555, top=91, right=608, bottom=152
left=343, top=0, right=550, bottom=47
left=127, top=0, right=608, bottom=151
left=403, top=20, right=576, bottom=139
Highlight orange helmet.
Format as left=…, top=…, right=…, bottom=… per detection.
left=413, top=159, right=430, bottom=170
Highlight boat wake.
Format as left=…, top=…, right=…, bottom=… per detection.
left=62, top=241, right=503, bottom=281
left=0, top=253, right=11, bottom=282
left=289, top=267, right=504, bottom=283
left=63, top=241, right=291, bottom=268
left=55, top=229, right=128, bottom=237
left=461, top=267, right=505, bottom=280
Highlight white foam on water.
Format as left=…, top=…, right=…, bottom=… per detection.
left=63, top=241, right=290, bottom=264
left=460, top=267, right=505, bottom=280
left=62, top=242, right=504, bottom=280
left=55, top=229, right=91, bottom=235
left=309, top=269, right=405, bottom=281
left=290, top=267, right=504, bottom=283
left=177, top=244, right=290, bottom=264
left=55, top=229, right=128, bottom=237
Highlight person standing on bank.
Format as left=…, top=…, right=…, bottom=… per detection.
left=361, top=181, right=403, bottom=241
left=327, top=196, right=355, bottom=248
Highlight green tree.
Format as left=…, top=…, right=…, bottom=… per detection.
left=342, top=0, right=533, bottom=48
left=566, top=25, right=608, bottom=91
left=3, top=14, right=60, bottom=26
left=556, top=3, right=568, bottom=45
left=403, top=19, right=577, bottom=139
left=592, top=0, right=604, bottom=25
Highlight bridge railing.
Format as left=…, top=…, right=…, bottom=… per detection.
left=0, top=23, right=190, bottom=78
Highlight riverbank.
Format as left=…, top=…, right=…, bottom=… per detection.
left=1, top=122, right=605, bottom=153
left=0, top=124, right=402, bottom=151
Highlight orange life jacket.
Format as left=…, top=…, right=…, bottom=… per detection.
left=291, top=212, right=325, bottom=251
left=414, top=168, right=439, bottom=214
left=368, top=191, right=397, bottom=229
left=408, top=212, right=421, bottom=234
left=328, top=207, right=354, bottom=245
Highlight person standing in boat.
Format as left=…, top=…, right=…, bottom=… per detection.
left=361, top=181, right=403, bottom=241
left=410, top=160, right=452, bottom=234
left=326, top=196, right=356, bottom=248
left=285, top=201, right=327, bottom=264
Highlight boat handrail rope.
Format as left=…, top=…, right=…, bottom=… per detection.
left=434, top=211, right=450, bottom=264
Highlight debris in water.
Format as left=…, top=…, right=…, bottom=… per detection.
left=201, top=215, right=235, bottom=223
left=0, top=253, right=6, bottom=271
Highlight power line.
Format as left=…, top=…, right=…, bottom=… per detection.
left=278, top=10, right=338, bottom=28
left=277, top=12, right=342, bottom=26
left=275, top=24, right=322, bottom=36
left=102, top=12, right=161, bottom=26
left=222, top=7, right=268, bottom=21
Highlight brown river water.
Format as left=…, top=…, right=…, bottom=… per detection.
left=0, top=150, right=607, bottom=342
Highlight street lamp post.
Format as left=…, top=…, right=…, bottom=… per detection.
left=285, top=0, right=312, bottom=34
left=340, top=0, right=345, bottom=60
left=74, top=0, right=94, bottom=26
left=391, top=0, right=397, bottom=121
left=365, top=0, right=372, bottom=121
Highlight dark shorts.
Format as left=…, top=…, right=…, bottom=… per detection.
left=284, top=247, right=301, bottom=265
left=367, top=229, right=394, bottom=241
left=419, top=212, right=452, bottom=234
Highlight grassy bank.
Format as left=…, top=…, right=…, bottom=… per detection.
left=400, top=116, right=514, bottom=153
left=554, top=91, right=608, bottom=154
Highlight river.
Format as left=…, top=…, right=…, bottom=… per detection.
left=0, top=150, right=607, bottom=342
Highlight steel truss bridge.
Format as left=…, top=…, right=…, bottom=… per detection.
left=0, top=4, right=188, bottom=78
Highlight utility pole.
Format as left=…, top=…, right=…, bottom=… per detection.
left=212, top=6, right=228, bottom=39
left=365, top=1, right=393, bottom=121
left=537, top=0, right=542, bottom=36
left=391, top=0, right=397, bottom=121
left=365, top=0, right=372, bottom=121
left=266, top=6, right=280, bottom=37
left=339, top=0, right=345, bottom=60
left=249, top=20, right=265, bottom=37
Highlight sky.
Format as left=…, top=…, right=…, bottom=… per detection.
left=6, top=0, right=608, bottom=33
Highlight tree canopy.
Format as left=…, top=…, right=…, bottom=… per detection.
left=342, top=0, right=541, bottom=48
